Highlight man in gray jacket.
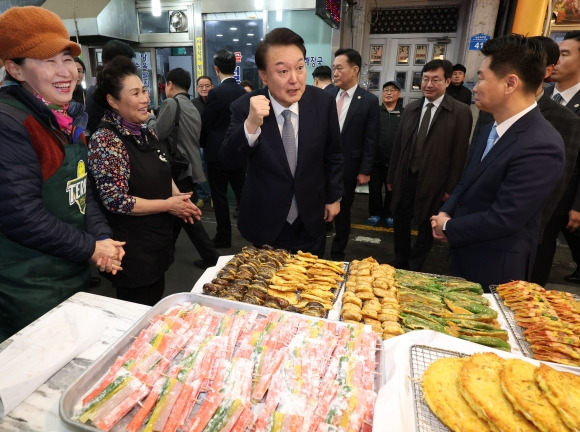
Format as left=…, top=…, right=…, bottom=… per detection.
left=148, top=68, right=219, bottom=269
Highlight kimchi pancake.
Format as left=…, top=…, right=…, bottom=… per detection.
left=422, top=357, right=491, bottom=432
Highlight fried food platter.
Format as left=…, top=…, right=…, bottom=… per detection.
left=491, top=281, right=580, bottom=368
left=409, top=344, right=580, bottom=432
left=199, top=246, right=348, bottom=318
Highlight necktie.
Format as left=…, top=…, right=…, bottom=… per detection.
left=281, top=110, right=298, bottom=223
left=336, top=90, right=348, bottom=116
left=552, top=92, right=564, bottom=105
left=481, top=124, right=499, bottom=160
left=410, top=102, right=434, bottom=173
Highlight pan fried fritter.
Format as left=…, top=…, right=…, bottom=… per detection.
left=501, top=359, right=571, bottom=432
left=535, top=363, right=580, bottom=431
left=422, top=357, right=492, bottom=432
left=459, top=353, right=538, bottom=432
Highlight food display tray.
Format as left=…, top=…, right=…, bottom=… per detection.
left=488, top=285, right=534, bottom=357
left=59, top=292, right=382, bottom=432
left=409, top=345, right=469, bottom=432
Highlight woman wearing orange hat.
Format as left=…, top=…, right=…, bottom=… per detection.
left=88, top=56, right=201, bottom=306
left=0, top=6, right=125, bottom=341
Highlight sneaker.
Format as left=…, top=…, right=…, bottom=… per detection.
left=366, top=215, right=381, bottom=226
left=195, top=199, right=204, bottom=208
left=385, top=217, right=394, bottom=228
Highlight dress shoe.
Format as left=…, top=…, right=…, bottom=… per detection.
left=213, top=238, right=231, bottom=249
left=564, top=270, right=580, bottom=284
left=194, top=257, right=218, bottom=270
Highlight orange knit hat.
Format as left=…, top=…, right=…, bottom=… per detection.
left=0, top=6, right=81, bottom=61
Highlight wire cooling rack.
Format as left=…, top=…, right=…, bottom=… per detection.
left=488, top=285, right=534, bottom=357
left=409, top=345, right=470, bottom=432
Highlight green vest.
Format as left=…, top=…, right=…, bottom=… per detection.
left=0, top=97, right=89, bottom=341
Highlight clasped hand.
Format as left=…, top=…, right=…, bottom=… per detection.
left=430, top=212, right=451, bottom=242
left=92, top=239, right=126, bottom=274
left=167, top=193, right=201, bottom=224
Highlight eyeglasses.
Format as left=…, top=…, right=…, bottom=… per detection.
left=422, top=77, right=444, bottom=85
left=383, top=89, right=399, bottom=93
left=197, top=84, right=212, bottom=89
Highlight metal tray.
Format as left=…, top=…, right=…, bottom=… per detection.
left=409, top=345, right=469, bottom=432
left=488, top=285, right=534, bottom=357
left=59, top=292, right=382, bottom=431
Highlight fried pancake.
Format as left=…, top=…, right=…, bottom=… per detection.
left=501, top=359, right=571, bottom=432
left=459, top=352, right=538, bottom=432
left=266, top=289, right=299, bottom=305
left=422, top=357, right=491, bottom=432
left=535, top=363, right=580, bottom=431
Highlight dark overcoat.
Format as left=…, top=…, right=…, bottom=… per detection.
left=386, top=93, right=472, bottom=222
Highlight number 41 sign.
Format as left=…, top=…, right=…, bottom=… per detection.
left=469, top=33, right=491, bottom=51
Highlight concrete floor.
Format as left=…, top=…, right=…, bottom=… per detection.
left=91, top=191, right=580, bottom=300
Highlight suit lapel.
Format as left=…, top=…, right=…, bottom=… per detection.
left=342, top=86, right=363, bottom=131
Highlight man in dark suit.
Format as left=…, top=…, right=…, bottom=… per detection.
left=545, top=30, right=580, bottom=283
left=312, top=65, right=333, bottom=90
left=546, top=30, right=580, bottom=117
left=328, top=48, right=380, bottom=261
left=200, top=49, right=247, bottom=248
left=431, top=35, right=565, bottom=292
left=221, top=28, right=343, bottom=257
left=387, top=59, right=472, bottom=271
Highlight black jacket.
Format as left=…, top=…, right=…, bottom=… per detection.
left=376, top=103, right=404, bottom=165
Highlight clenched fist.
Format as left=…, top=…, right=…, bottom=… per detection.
left=246, top=95, right=271, bottom=134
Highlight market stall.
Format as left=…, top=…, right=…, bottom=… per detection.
left=0, top=251, right=578, bottom=432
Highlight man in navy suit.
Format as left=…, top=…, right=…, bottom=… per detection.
left=328, top=48, right=380, bottom=261
left=200, top=49, right=247, bottom=249
left=221, top=28, right=343, bottom=257
left=431, top=35, right=565, bottom=291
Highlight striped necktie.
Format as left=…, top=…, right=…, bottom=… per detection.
left=281, top=110, right=298, bottom=223
left=552, top=92, right=564, bottom=105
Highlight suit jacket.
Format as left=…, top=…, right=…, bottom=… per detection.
left=545, top=84, right=580, bottom=117
left=200, top=77, right=247, bottom=162
left=471, top=94, right=580, bottom=228
left=387, top=94, right=472, bottom=222
left=221, top=85, right=344, bottom=246
left=440, top=107, right=565, bottom=290
left=327, top=86, right=379, bottom=180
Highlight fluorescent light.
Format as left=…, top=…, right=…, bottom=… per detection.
left=216, top=34, right=223, bottom=37
left=230, top=27, right=238, bottom=30
left=276, top=10, right=283, bottom=21
left=247, top=33, right=254, bottom=36
left=233, top=39, right=239, bottom=42
left=151, top=0, right=161, bottom=17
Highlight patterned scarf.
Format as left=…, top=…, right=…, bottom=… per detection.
left=33, top=92, right=73, bottom=133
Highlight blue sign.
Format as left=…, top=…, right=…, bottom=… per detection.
left=469, top=33, right=491, bottom=51
left=233, top=66, right=241, bottom=83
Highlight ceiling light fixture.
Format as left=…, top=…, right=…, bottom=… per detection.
left=151, top=0, right=161, bottom=17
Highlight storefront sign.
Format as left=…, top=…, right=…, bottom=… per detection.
left=195, top=37, right=204, bottom=78
left=305, top=56, right=324, bottom=68
left=235, top=52, right=243, bottom=63
left=469, top=33, right=490, bottom=51
left=234, top=66, right=241, bottom=82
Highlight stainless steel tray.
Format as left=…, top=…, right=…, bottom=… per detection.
left=489, top=285, right=534, bottom=357
left=409, top=344, right=469, bottom=432
left=60, top=292, right=382, bottom=431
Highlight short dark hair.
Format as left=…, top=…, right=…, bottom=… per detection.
left=102, top=40, right=135, bottom=64
left=334, top=48, right=362, bottom=72
left=255, top=27, right=306, bottom=71
left=564, top=30, right=580, bottom=43
left=213, top=49, right=236, bottom=75
left=531, top=36, right=560, bottom=66
left=452, top=63, right=466, bottom=73
left=196, top=75, right=212, bottom=84
left=240, top=80, right=254, bottom=90
left=167, top=67, right=191, bottom=91
left=423, top=59, right=453, bottom=79
left=93, top=55, right=139, bottom=109
left=74, top=57, right=85, bottom=72
left=480, top=34, right=546, bottom=95
left=312, top=65, right=332, bottom=81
